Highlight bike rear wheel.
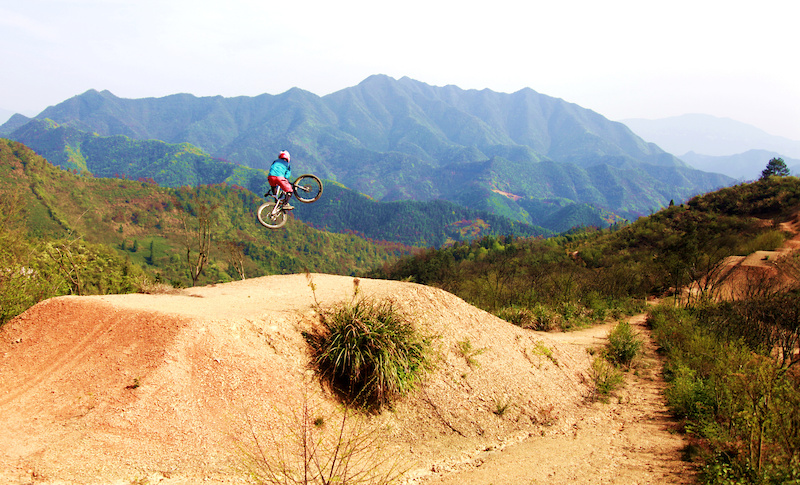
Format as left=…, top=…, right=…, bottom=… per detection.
left=257, top=201, right=288, bottom=229
left=293, top=174, right=323, bottom=203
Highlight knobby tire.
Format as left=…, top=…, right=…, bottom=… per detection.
left=293, top=174, right=323, bottom=203
left=257, top=201, right=288, bottom=229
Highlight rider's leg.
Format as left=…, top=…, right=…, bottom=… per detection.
left=266, top=176, right=293, bottom=208
left=281, top=190, right=294, bottom=210
left=266, top=176, right=283, bottom=197
left=270, top=176, right=294, bottom=209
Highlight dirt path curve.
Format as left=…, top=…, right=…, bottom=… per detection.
left=418, top=314, right=696, bottom=485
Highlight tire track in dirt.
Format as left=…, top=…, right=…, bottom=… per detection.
left=0, top=299, right=121, bottom=408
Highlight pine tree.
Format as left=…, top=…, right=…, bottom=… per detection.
left=760, top=157, right=790, bottom=179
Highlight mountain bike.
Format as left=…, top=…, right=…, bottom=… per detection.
left=257, top=174, right=323, bottom=229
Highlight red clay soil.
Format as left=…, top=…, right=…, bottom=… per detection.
left=1, top=274, right=691, bottom=484
left=695, top=211, right=800, bottom=300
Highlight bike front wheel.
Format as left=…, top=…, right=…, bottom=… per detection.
left=257, top=201, right=288, bottom=229
left=292, top=174, right=323, bottom=203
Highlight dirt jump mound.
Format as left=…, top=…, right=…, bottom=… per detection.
left=1, top=274, right=603, bottom=484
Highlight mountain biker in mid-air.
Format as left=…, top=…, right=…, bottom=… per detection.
left=267, top=150, right=294, bottom=210
left=257, top=155, right=323, bottom=230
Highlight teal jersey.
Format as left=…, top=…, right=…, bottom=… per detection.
left=268, top=159, right=291, bottom=179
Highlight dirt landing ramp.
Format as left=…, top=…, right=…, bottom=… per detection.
left=1, top=274, right=594, bottom=484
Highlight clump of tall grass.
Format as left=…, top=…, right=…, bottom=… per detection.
left=136, top=276, right=176, bottom=294
left=306, top=281, right=432, bottom=411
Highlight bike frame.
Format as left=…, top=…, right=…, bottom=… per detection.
left=257, top=174, right=322, bottom=229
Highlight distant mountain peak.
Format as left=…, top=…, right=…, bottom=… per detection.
left=622, top=114, right=800, bottom=158
left=0, top=113, right=32, bottom=133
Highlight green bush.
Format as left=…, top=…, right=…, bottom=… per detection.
left=664, top=364, right=715, bottom=420
left=307, top=296, right=432, bottom=411
left=495, top=304, right=558, bottom=331
left=739, top=229, right=786, bottom=254
left=583, top=291, right=609, bottom=320
left=589, top=356, right=624, bottom=400
left=649, top=302, right=800, bottom=483
left=558, top=301, right=593, bottom=330
left=606, top=320, right=644, bottom=367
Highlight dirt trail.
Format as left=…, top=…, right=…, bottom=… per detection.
left=419, top=314, right=695, bottom=484
left=0, top=275, right=693, bottom=484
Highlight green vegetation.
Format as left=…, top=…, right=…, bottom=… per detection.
left=606, top=321, right=644, bottom=368
left=588, top=354, right=625, bottom=401
left=370, top=174, right=800, bottom=483
left=531, top=341, right=558, bottom=366
left=761, top=157, right=791, bottom=180
left=649, top=299, right=800, bottom=484
left=305, top=279, right=432, bottom=411
left=10, top=122, right=555, bottom=246
left=456, top=339, right=487, bottom=368
left=0, top=138, right=410, bottom=325
left=6, top=119, right=245, bottom=188
left=492, top=394, right=513, bottom=416
left=296, top=182, right=551, bottom=246
left=6, top=76, right=732, bottom=233
left=0, top=185, right=146, bottom=325
left=3, top=125, right=799, bottom=483
left=368, top=231, right=647, bottom=329
left=587, top=321, right=644, bottom=401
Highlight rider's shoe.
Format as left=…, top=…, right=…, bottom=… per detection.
left=282, top=203, right=295, bottom=210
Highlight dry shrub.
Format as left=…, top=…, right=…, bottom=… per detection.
left=237, top=393, right=405, bottom=485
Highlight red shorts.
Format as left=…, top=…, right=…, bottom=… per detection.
left=267, top=176, right=293, bottom=193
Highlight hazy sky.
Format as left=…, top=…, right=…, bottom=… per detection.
left=2, top=0, right=799, bottom=139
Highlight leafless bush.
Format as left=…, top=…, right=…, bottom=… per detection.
left=235, top=392, right=405, bottom=485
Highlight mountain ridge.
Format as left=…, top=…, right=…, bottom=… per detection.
left=1, top=75, right=734, bottom=223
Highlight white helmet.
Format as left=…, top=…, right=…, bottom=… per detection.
left=278, top=150, right=290, bottom=162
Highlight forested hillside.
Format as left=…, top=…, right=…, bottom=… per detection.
left=0, top=138, right=411, bottom=324
left=288, top=181, right=550, bottom=246
left=6, top=118, right=250, bottom=187
left=373, top=176, right=799, bottom=315
left=370, top=174, right=800, bottom=484
left=6, top=123, right=552, bottom=244
left=1, top=75, right=734, bottom=225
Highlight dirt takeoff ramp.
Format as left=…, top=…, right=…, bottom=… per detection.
left=0, top=274, right=594, bottom=484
